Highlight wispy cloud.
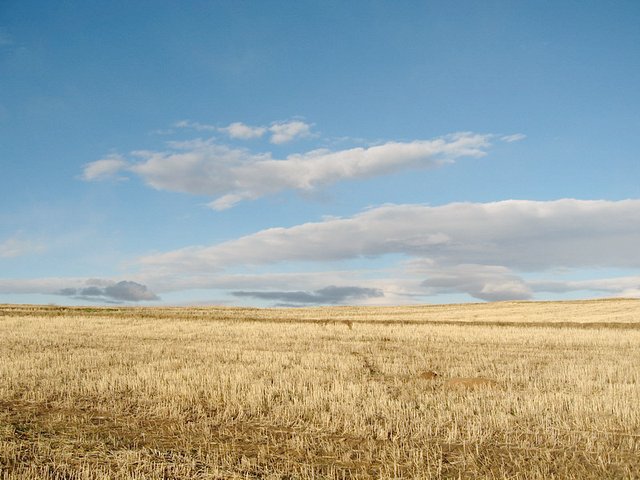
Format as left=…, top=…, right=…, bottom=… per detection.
left=0, top=28, right=13, bottom=47
left=0, top=234, right=45, bottom=258
left=82, top=130, right=493, bottom=209
left=174, top=119, right=312, bottom=144
left=174, top=120, right=218, bottom=132
left=531, top=276, right=640, bottom=298
left=501, top=133, right=527, bottom=143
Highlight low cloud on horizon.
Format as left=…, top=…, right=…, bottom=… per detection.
left=56, top=280, right=159, bottom=303
left=134, top=198, right=640, bottom=303
left=3, top=199, right=640, bottom=305
left=232, top=285, right=384, bottom=306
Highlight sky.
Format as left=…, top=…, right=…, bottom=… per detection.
left=1, top=1, right=640, bottom=307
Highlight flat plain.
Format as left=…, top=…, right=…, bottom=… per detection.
left=1, top=299, right=639, bottom=479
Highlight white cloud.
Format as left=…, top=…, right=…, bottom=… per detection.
left=501, top=133, right=527, bottom=143
left=208, top=194, right=247, bottom=211
left=82, top=131, right=492, bottom=209
left=0, top=235, right=44, bottom=258
left=268, top=120, right=312, bottom=144
left=81, top=154, right=128, bottom=181
left=220, top=122, right=267, bottom=140
left=217, top=120, right=311, bottom=143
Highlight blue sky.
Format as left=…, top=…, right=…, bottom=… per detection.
left=1, top=1, right=640, bottom=306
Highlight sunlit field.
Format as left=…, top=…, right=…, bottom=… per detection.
left=1, top=300, right=639, bottom=479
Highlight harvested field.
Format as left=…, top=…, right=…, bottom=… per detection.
left=442, top=377, right=499, bottom=389
left=1, top=299, right=639, bottom=479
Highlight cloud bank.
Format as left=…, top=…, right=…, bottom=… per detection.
left=131, top=198, right=640, bottom=302
left=5, top=198, right=629, bottom=304
left=4, top=199, right=639, bottom=304
left=82, top=130, right=493, bottom=209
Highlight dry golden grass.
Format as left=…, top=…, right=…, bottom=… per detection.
left=1, top=299, right=639, bottom=479
left=442, top=378, right=499, bottom=390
